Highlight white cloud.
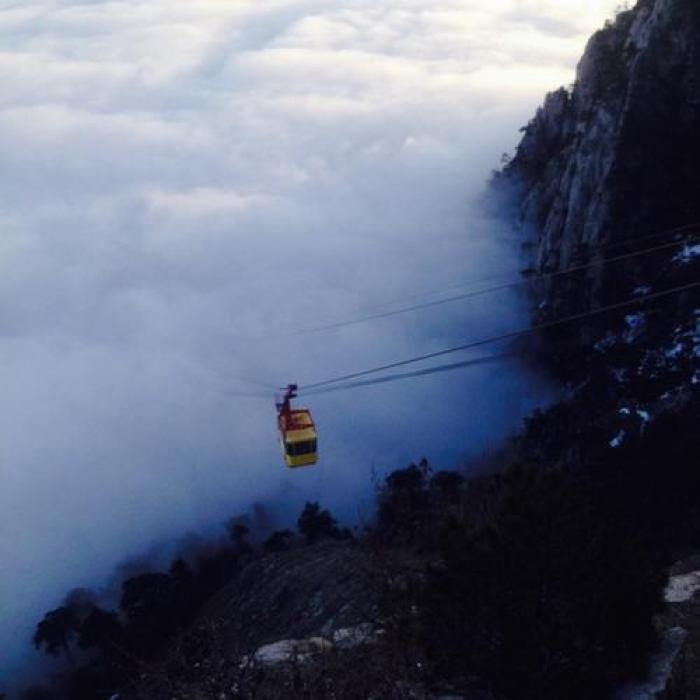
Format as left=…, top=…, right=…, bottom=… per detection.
left=0, top=0, right=621, bottom=690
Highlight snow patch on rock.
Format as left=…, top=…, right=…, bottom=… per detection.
left=332, top=623, right=378, bottom=649
left=624, top=313, right=645, bottom=343
left=614, top=627, right=687, bottom=700
left=241, top=637, right=333, bottom=668
left=665, top=342, right=685, bottom=360
left=672, top=243, right=700, bottom=264
left=239, top=624, right=381, bottom=669
left=610, top=430, right=626, bottom=448
left=665, top=570, right=700, bottom=603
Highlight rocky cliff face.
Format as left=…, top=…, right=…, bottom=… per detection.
left=499, top=0, right=700, bottom=472
left=502, top=0, right=700, bottom=321
left=499, top=5, right=700, bottom=696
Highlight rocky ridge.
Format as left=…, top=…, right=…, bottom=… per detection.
left=501, top=1, right=700, bottom=697
left=502, top=0, right=700, bottom=320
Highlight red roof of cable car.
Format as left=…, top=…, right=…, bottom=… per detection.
left=278, top=408, right=315, bottom=436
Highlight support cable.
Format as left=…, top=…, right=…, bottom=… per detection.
left=293, top=222, right=700, bottom=327
left=302, top=352, right=516, bottom=396
left=300, top=280, right=700, bottom=392
left=276, top=236, right=698, bottom=339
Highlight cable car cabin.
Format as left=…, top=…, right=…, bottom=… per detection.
left=276, top=384, right=318, bottom=468
left=278, top=408, right=318, bottom=468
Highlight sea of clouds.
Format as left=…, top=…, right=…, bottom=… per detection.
left=0, top=0, right=621, bottom=689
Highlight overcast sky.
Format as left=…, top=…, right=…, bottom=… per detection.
left=0, top=0, right=622, bottom=689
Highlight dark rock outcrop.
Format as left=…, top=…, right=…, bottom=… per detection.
left=120, top=541, right=393, bottom=698
left=196, top=539, right=380, bottom=654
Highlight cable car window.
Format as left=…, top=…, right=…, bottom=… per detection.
left=286, top=440, right=316, bottom=456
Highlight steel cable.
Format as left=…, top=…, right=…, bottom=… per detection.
left=272, top=235, right=698, bottom=339
left=300, top=280, right=700, bottom=392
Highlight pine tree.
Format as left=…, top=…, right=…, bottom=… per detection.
left=33, top=607, right=79, bottom=667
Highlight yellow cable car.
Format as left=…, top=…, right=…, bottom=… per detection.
left=276, top=384, right=318, bottom=468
